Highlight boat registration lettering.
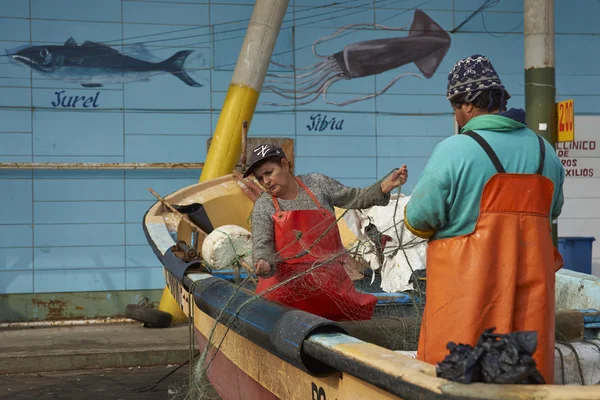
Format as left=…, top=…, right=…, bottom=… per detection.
left=311, top=383, right=326, bottom=400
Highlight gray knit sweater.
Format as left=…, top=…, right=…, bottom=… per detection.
left=251, top=173, right=391, bottom=266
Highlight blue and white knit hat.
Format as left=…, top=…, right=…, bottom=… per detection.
left=446, top=54, right=510, bottom=104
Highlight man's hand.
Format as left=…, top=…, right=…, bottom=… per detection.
left=381, top=164, right=408, bottom=194
left=254, top=260, right=274, bottom=278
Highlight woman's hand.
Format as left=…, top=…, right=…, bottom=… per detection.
left=381, top=164, right=408, bottom=193
left=254, top=260, right=274, bottom=278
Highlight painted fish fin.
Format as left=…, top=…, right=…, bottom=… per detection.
left=81, top=83, right=103, bottom=88
left=82, top=41, right=121, bottom=54
left=159, top=50, right=203, bottom=87
left=64, top=37, right=77, bottom=47
left=408, top=9, right=451, bottom=78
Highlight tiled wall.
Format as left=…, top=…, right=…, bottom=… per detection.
left=1, top=0, right=599, bottom=294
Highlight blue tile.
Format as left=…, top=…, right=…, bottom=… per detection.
left=374, top=72, right=446, bottom=96
left=0, top=179, right=32, bottom=224
left=126, top=245, right=161, bottom=268
left=34, top=201, right=125, bottom=224
left=0, top=170, right=32, bottom=179
left=375, top=8, right=452, bottom=30
left=452, top=10, right=523, bottom=34
left=376, top=115, right=454, bottom=137
left=556, top=35, right=600, bottom=76
left=31, top=21, right=121, bottom=44
left=377, top=136, right=447, bottom=157
left=126, top=200, right=155, bottom=223
left=0, top=0, right=29, bottom=18
left=0, top=271, right=33, bottom=294
left=34, top=178, right=124, bottom=202
left=0, top=110, right=31, bottom=133
left=0, top=248, right=33, bottom=270
left=297, top=136, right=375, bottom=157
left=34, top=269, right=126, bottom=292
left=33, top=88, right=123, bottom=110
left=556, top=1, right=600, bottom=34
left=32, top=111, right=124, bottom=157
left=34, top=170, right=124, bottom=179
left=377, top=157, right=431, bottom=194
left=126, top=267, right=165, bottom=290
left=297, top=111, right=374, bottom=136
left=239, top=113, right=296, bottom=138
left=0, top=133, right=31, bottom=156
left=125, top=134, right=210, bottom=163
left=0, top=155, right=32, bottom=162
left=125, top=112, right=211, bottom=135
left=335, top=177, right=377, bottom=188
left=123, top=69, right=210, bottom=109
left=443, top=33, right=524, bottom=75
left=376, top=94, right=448, bottom=114
left=125, top=170, right=201, bottom=180
left=32, top=155, right=125, bottom=163
left=454, top=0, right=522, bottom=12
left=126, top=177, right=197, bottom=201
left=34, top=224, right=125, bottom=247
left=557, top=74, right=600, bottom=96
left=122, top=24, right=211, bottom=48
left=0, top=225, right=32, bottom=247
left=0, top=87, right=30, bottom=108
left=292, top=2, right=375, bottom=29
left=0, top=17, right=30, bottom=41
left=210, top=3, right=253, bottom=25
left=126, top=223, right=147, bottom=246
left=34, top=246, right=125, bottom=270
left=31, top=0, right=121, bottom=22
left=295, top=156, right=376, bottom=179
left=123, top=1, right=209, bottom=25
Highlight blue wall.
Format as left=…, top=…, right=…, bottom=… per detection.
left=0, top=0, right=597, bottom=294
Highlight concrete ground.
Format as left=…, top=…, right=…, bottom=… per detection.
left=0, top=322, right=193, bottom=375
left=0, top=322, right=207, bottom=399
left=0, top=366, right=191, bottom=400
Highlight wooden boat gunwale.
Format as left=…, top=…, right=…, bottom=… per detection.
left=143, top=174, right=600, bottom=399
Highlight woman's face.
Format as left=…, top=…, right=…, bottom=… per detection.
left=253, top=158, right=292, bottom=197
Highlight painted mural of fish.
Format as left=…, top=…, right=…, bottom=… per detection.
left=8, top=37, right=203, bottom=87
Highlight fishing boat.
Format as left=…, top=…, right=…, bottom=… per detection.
left=143, top=173, right=600, bottom=399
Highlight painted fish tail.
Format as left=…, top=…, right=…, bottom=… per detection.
left=159, top=50, right=203, bottom=87
left=408, top=9, right=451, bottom=78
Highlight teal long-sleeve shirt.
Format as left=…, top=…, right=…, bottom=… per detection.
left=405, top=113, right=565, bottom=241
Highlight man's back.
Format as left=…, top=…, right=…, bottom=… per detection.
left=406, top=112, right=565, bottom=240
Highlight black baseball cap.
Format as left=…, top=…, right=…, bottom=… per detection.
left=243, top=143, right=287, bottom=178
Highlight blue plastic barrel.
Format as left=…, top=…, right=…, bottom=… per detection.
left=558, top=237, right=596, bottom=275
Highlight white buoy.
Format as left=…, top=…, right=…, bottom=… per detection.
left=202, top=225, right=253, bottom=270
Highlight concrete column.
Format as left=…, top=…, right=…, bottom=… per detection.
left=524, top=0, right=558, bottom=244
left=200, top=0, right=290, bottom=182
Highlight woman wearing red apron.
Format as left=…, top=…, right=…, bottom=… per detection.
left=243, top=144, right=407, bottom=321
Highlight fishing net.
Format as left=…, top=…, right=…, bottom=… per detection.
left=164, top=171, right=431, bottom=400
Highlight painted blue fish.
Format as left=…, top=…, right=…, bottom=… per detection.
left=8, top=37, right=202, bottom=87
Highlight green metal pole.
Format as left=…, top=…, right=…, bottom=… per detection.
left=524, top=0, right=558, bottom=246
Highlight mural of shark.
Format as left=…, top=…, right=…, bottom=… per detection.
left=8, top=37, right=203, bottom=88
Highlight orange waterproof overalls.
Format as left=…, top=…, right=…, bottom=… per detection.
left=255, top=177, right=378, bottom=321
left=416, top=131, right=563, bottom=384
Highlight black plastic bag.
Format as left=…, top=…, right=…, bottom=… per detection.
left=436, top=328, right=546, bottom=385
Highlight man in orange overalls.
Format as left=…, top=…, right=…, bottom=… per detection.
left=404, top=54, right=565, bottom=383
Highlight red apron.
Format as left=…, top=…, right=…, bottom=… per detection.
left=255, top=177, right=377, bottom=321
left=416, top=131, right=563, bottom=384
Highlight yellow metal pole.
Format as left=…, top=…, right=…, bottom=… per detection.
left=200, top=0, right=290, bottom=182
left=158, top=0, right=289, bottom=324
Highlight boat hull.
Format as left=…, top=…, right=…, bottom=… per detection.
left=144, top=174, right=600, bottom=399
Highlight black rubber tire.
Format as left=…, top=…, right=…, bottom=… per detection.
left=125, top=304, right=172, bottom=328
